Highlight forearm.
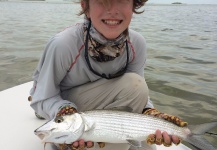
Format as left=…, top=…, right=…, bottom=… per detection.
left=143, top=107, right=187, bottom=146
left=30, top=95, right=77, bottom=120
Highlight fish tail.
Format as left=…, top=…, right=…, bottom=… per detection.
left=186, top=121, right=217, bottom=150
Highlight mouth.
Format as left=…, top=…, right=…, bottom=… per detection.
left=102, top=19, right=122, bottom=25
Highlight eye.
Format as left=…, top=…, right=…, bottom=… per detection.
left=54, top=116, right=64, bottom=123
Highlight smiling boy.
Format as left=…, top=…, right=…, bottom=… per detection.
left=30, top=0, right=186, bottom=149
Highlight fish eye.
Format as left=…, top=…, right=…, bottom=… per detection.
left=55, top=116, right=64, bottom=123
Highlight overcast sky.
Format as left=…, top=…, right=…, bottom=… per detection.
left=147, top=0, right=217, bottom=4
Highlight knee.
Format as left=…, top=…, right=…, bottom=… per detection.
left=119, top=73, right=149, bottom=112
left=122, top=73, right=148, bottom=88
left=120, top=73, right=149, bottom=97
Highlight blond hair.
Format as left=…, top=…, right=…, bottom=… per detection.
left=78, top=0, right=148, bottom=16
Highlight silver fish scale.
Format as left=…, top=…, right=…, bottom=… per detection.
left=80, top=110, right=190, bottom=142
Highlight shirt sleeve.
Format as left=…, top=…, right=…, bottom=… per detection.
left=30, top=37, right=77, bottom=120
left=127, top=31, right=146, bottom=77
left=127, top=31, right=154, bottom=109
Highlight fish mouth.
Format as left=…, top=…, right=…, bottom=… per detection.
left=34, top=127, right=55, bottom=141
left=35, top=129, right=69, bottom=142
left=35, top=131, right=50, bottom=141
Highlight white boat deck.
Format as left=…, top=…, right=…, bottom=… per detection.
left=0, top=82, right=191, bottom=150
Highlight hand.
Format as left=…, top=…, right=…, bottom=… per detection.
left=72, top=140, right=94, bottom=150
left=144, top=108, right=187, bottom=147
left=59, top=140, right=104, bottom=150
left=56, top=105, right=77, bottom=117
left=147, top=130, right=181, bottom=147
left=56, top=106, right=88, bottom=150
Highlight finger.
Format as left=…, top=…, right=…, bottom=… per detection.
left=155, top=130, right=163, bottom=145
left=171, top=135, right=181, bottom=145
left=79, top=139, right=85, bottom=150
left=70, top=144, right=78, bottom=150
left=59, top=144, right=67, bottom=150
left=146, top=134, right=156, bottom=145
left=162, top=132, right=172, bottom=147
left=72, top=141, right=79, bottom=148
left=86, top=141, right=94, bottom=148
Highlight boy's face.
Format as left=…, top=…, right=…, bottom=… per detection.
left=86, top=0, right=133, bottom=39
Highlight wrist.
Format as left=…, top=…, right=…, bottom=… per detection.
left=143, top=108, right=157, bottom=114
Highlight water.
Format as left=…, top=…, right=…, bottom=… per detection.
left=0, top=1, right=217, bottom=148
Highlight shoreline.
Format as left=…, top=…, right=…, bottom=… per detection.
left=1, top=0, right=76, bottom=4
left=2, top=1, right=217, bottom=5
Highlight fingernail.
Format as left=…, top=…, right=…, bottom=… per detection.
left=163, top=141, right=172, bottom=147
left=98, top=142, right=105, bottom=148
left=175, top=139, right=181, bottom=146
left=180, top=122, right=188, bottom=127
left=155, top=138, right=163, bottom=145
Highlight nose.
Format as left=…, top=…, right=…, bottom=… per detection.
left=107, top=1, right=119, bottom=14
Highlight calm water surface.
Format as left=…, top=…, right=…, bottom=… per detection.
left=0, top=2, right=217, bottom=148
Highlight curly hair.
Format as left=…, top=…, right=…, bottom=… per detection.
left=78, top=0, right=148, bottom=16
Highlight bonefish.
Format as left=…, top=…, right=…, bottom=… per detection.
left=35, top=110, right=217, bottom=150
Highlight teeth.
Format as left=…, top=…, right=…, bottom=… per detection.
left=104, top=20, right=120, bottom=25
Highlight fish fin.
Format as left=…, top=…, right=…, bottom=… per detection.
left=186, top=121, right=217, bottom=150
left=127, top=140, right=142, bottom=147
left=188, top=121, right=217, bottom=135
left=80, top=112, right=95, bottom=132
left=84, top=119, right=95, bottom=132
left=187, top=135, right=216, bottom=150
left=140, top=144, right=156, bottom=150
left=84, top=124, right=91, bottom=131
left=110, top=106, right=133, bottom=112
left=128, top=141, right=156, bottom=150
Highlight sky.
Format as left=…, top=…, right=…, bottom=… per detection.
left=147, top=0, right=217, bottom=4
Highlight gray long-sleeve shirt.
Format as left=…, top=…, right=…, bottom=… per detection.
left=30, top=22, right=153, bottom=119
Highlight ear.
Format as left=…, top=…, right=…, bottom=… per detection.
left=81, top=0, right=90, bottom=18
left=81, top=0, right=85, bottom=9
